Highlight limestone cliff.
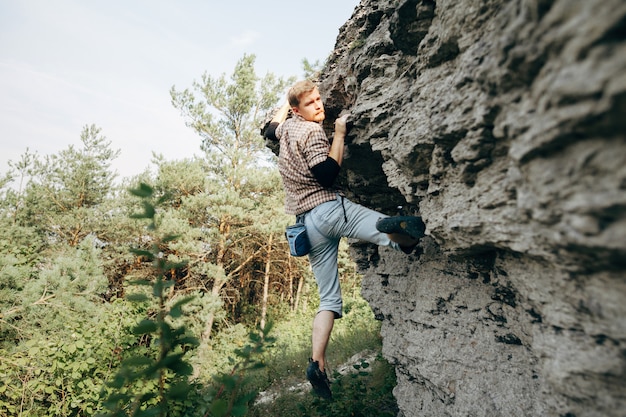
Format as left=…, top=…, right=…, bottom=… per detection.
left=316, top=1, right=626, bottom=416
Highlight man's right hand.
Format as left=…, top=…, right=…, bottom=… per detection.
left=334, top=114, right=350, bottom=136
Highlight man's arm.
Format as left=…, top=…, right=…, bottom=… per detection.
left=328, top=114, right=349, bottom=166
left=310, top=114, right=350, bottom=188
left=311, top=159, right=341, bottom=188
left=263, top=101, right=292, bottom=141
left=272, top=101, right=291, bottom=124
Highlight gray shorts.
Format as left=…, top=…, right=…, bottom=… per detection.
left=303, top=195, right=399, bottom=318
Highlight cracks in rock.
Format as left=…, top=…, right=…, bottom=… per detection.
left=592, top=334, right=621, bottom=347
left=350, top=241, right=382, bottom=270
left=401, top=142, right=436, bottom=194
left=526, top=307, right=543, bottom=324
left=427, top=37, right=461, bottom=68
left=430, top=296, right=449, bottom=315
left=398, top=365, right=456, bottom=406
left=453, top=106, right=502, bottom=186
left=578, top=6, right=626, bottom=60
left=380, top=273, right=390, bottom=287
left=465, top=248, right=498, bottom=275
left=485, top=303, right=508, bottom=325
left=495, top=332, right=523, bottom=345
left=500, top=44, right=549, bottom=92
left=390, top=0, right=435, bottom=56
left=407, top=317, right=436, bottom=330
left=492, top=284, right=517, bottom=308
left=535, top=0, right=555, bottom=21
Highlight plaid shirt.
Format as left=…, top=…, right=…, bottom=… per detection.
left=276, top=114, right=338, bottom=215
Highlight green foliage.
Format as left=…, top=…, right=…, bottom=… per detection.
left=0, top=298, right=142, bottom=417
left=192, top=322, right=248, bottom=382
left=249, top=350, right=398, bottom=417
left=98, top=183, right=199, bottom=417
left=207, top=324, right=276, bottom=417
left=301, top=58, right=323, bottom=80
left=349, top=35, right=367, bottom=51
left=310, top=356, right=398, bottom=417
left=22, top=124, right=120, bottom=247
left=170, top=55, right=297, bottom=342
left=0, top=237, right=110, bottom=352
left=170, top=53, right=295, bottom=190
left=0, top=138, right=147, bottom=416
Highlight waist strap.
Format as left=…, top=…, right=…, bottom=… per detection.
left=339, top=194, right=348, bottom=223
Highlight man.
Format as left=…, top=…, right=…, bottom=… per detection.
left=264, top=80, right=425, bottom=399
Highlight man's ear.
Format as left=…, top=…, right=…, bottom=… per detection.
left=291, top=106, right=300, bottom=115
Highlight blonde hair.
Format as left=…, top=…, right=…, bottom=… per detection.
left=287, top=80, right=317, bottom=107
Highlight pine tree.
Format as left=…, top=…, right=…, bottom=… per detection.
left=170, top=54, right=296, bottom=340
left=0, top=126, right=120, bottom=344
left=23, top=124, right=120, bottom=247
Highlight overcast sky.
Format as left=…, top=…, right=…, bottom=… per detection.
left=0, top=0, right=358, bottom=181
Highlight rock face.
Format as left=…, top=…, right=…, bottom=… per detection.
left=317, top=1, right=626, bottom=416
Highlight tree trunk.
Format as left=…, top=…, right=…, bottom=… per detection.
left=201, top=218, right=262, bottom=341
left=294, top=267, right=304, bottom=313
left=202, top=282, right=222, bottom=341
left=260, top=234, right=273, bottom=332
left=288, top=263, right=294, bottom=310
left=202, top=219, right=230, bottom=341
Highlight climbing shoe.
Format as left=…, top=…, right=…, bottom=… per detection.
left=376, top=215, right=426, bottom=240
left=306, top=359, right=332, bottom=399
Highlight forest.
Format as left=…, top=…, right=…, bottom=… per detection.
left=0, top=55, right=397, bottom=416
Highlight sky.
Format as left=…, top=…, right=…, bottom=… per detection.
left=0, top=0, right=359, bottom=181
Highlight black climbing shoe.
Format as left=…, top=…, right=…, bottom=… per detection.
left=376, top=215, right=426, bottom=240
left=306, top=359, right=332, bottom=399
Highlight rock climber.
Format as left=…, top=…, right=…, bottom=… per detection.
left=263, top=79, right=425, bottom=399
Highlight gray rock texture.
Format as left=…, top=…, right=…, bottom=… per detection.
left=316, top=0, right=626, bottom=416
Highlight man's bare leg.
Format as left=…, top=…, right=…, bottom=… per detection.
left=311, top=310, right=335, bottom=372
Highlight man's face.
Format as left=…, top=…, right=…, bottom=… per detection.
left=293, top=88, right=325, bottom=122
